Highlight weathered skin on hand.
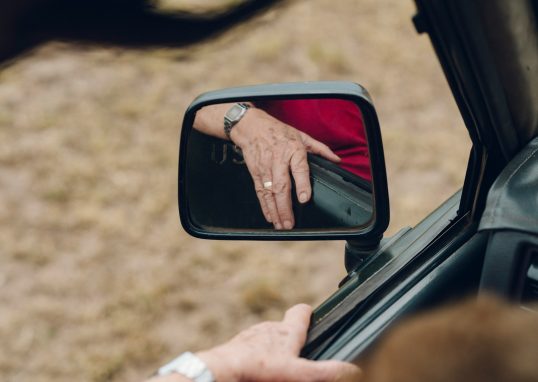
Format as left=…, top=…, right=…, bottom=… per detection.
left=196, top=304, right=362, bottom=382
left=231, top=108, right=341, bottom=230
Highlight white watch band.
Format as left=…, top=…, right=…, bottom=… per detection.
left=156, top=352, right=215, bottom=382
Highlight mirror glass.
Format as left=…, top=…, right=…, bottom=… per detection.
left=183, top=97, right=373, bottom=232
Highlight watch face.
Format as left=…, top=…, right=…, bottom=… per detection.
left=227, top=104, right=244, bottom=121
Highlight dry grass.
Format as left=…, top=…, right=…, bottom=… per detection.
left=0, top=1, right=470, bottom=381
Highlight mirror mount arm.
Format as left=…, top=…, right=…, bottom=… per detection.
left=341, top=228, right=411, bottom=287
left=344, top=237, right=383, bottom=272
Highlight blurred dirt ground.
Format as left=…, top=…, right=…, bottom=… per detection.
left=0, top=1, right=471, bottom=381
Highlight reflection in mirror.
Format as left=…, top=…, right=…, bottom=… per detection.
left=185, top=98, right=372, bottom=232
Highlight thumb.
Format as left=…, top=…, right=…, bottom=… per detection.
left=293, top=359, right=363, bottom=382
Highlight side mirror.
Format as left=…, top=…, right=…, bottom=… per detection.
left=178, top=81, right=389, bottom=243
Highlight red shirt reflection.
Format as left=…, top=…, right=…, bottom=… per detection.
left=256, top=99, right=371, bottom=181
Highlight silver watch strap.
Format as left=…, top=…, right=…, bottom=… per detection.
left=157, top=352, right=215, bottom=382
left=224, top=102, right=250, bottom=140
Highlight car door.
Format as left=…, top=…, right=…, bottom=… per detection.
left=303, top=0, right=538, bottom=362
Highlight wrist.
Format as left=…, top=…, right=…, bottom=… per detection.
left=224, top=103, right=250, bottom=142
left=196, top=347, right=239, bottom=382
left=229, top=107, right=261, bottom=148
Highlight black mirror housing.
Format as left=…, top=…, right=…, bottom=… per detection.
left=178, top=81, right=389, bottom=243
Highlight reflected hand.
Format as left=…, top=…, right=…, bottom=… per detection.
left=197, top=304, right=362, bottom=382
left=230, top=108, right=341, bottom=230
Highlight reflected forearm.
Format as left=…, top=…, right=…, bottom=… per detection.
left=193, top=102, right=254, bottom=141
left=193, top=103, right=235, bottom=140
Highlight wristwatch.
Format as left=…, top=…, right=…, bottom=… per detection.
left=155, top=352, right=215, bottom=382
left=224, top=102, right=250, bottom=140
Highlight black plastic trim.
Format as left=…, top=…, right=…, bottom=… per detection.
left=325, top=231, right=486, bottom=361
left=302, top=191, right=465, bottom=356
left=479, top=232, right=538, bottom=300
left=414, top=0, right=520, bottom=222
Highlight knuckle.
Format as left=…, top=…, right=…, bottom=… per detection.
left=291, top=140, right=303, bottom=150
left=293, top=164, right=309, bottom=174
left=253, top=321, right=277, bottom=332
left=280, top=209, right=293, bottom=220
left=262, top=189, right=274, bottom=200
left=272, top=181, right=289, bottom=194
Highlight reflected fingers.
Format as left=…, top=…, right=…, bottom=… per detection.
left=262, top=187, right=281, bottom=229
left=244, top=151, right=283, bottom=229
left=290, top=149, right=311, bottom=204
left=254, top=176, right=281, bottom=229
left=272, top=159, right=294, bottom=230
left=300, top=132, right=341, bottom=162
left=253, top=177, right=272, bottom=223
left=258, top=163, right=282, bottom=229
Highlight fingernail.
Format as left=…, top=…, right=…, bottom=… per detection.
left=275, top=223, right=282, bottom=230
left=299, top=192, right=308, bottom=203
left=283, top=220, right=293, bottom=229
